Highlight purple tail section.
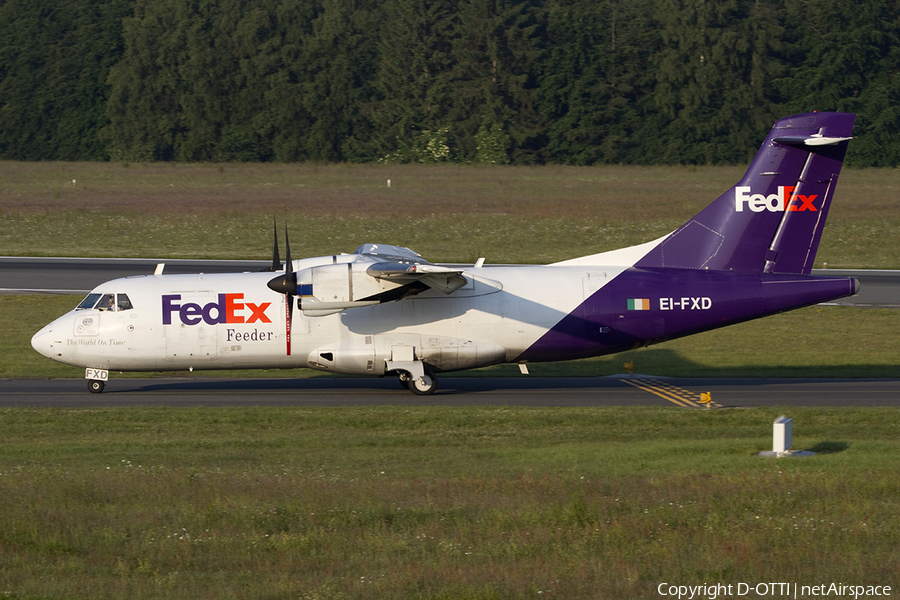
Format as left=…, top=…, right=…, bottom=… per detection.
left=635, top=112, right=855, bottom=275
left=518, top=113, right=860, bottom=363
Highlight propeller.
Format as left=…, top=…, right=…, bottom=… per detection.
left=266, top=225, right=296, bottom=356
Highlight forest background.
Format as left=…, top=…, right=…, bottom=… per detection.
left=1, top=0, right=899, bottom=167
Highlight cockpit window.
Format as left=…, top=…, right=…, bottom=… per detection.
left=75, top=292, right=134, bottom=311
left=117, top=294, right=133, bottom=311
left=98, top=293, right=117, bottom=311
left=76, top=293, right=102, bottom=310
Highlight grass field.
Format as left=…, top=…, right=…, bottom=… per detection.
left=2, top=162, right=899, bottom=267
left=1, top=406, right=898, bottom=599
left=2, top=162, right=898, bottom=599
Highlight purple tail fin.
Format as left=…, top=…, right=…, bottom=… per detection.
left=636, top=112, right=856, bottom=274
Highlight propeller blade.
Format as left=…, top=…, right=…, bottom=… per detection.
left=284, top=227, right=293, bottom=356
left=284, top=227, right=292, bottom=275
left=270, top=217, right=281, bottom=271
left=265, top=223, right=296, bottom=356
left=285, top=295, right=292, bottom=356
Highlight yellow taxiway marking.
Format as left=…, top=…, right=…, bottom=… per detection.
left=621, top=378, right=722, bottom=408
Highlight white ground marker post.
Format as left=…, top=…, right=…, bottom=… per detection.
left=773, top=415, right=792, bottom=453
left=758, top=415, right=817, bottom=458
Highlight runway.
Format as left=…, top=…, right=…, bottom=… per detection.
left=3, top=376, right=899, bottom=408
left=1, top=257, right=898, bottom=307
left=0, top=256, right=268, bottom=295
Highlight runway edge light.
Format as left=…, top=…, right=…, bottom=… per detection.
left=758, top=416, right=817, bottom=458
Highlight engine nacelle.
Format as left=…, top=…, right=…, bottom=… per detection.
left=295, top=263, right=407, bottom=315
left=307, top=334, right=506, bottom=375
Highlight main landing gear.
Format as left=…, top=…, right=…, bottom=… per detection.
left=385, top=355, right=439, bottom=395
left=397, top=366, right=438, bottom=395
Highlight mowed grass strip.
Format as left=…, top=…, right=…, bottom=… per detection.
left=2, top=162, right=898, bottom=267
left=0, top=406, right=898, bottom=599
left=7, top=295, right=900, bottom=379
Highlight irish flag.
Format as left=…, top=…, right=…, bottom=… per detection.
left=627, top=298, right=649, bottom=311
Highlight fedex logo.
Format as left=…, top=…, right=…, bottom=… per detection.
left=735, top=186, right=817, bottom=212
left=163, top=294, right=272, bottom=326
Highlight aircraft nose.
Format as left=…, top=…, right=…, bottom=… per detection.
left=31, top=324, right=60, bottom=359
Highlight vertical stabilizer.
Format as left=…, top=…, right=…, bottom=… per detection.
left=635, top=112, right=855, bottom=274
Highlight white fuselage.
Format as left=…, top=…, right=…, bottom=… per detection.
left=31, top=261, right=630, bottom=376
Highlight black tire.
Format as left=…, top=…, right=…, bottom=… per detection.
left=88, top=379, right=105, bottom=394
left=406, top=369, right=437, bottom=395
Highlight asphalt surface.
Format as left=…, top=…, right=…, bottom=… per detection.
left=0, top=257, right=269, bottom=294
left=2, top=376, right=899, bottom=408
left=1, top=257, right=897, bottom=307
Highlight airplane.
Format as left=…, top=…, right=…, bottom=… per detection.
left=32, top=112, right=859, bottom=394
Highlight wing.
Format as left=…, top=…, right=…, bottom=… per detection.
left=365, top=262, right=467, bottom=294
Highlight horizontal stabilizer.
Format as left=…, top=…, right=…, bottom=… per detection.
left=772, top=135, right=852, bottom=146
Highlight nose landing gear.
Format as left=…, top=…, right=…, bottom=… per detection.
left=85, top=368, right=109, bottom=393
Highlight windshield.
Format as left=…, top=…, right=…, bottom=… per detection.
left=75, top=292, right=134, bottom=311
left=76, top=293, right=102, bottom=310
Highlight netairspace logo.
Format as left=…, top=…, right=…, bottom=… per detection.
left=657, top=582, right=892, bottom=600
left=735, top=186, right=818, bottom=213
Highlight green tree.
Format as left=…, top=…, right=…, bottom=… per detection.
left=539, top=0, right=657, bottom=164
left=0, top=0, right=132, bottom=160
left=257, top=1, right=322, bottom=161
left=164, top=0, right=283, bottom=161
left=650, top=0, right=786, bottom=164
left=445, top=0, right=546, bottom=163
left=105, top=0, right=318, bottom=162
left=6, top=0, right=899, bottom=165
left=475, top=121, right=511, bottom=164
left=296, top=0, right=380, bottom=161
left=778, top=0, right=900, bottom=166
left=368, top=0, right=457, bottom=162
left=102, top=0, right=187, bottom=161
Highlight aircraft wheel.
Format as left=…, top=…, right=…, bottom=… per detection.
left=88, top=379, right=105, bottom=394
left=407, top=370, right=437, bottom=395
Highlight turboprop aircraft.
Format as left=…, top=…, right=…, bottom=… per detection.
left=32, top=112, right=860, bottom=394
